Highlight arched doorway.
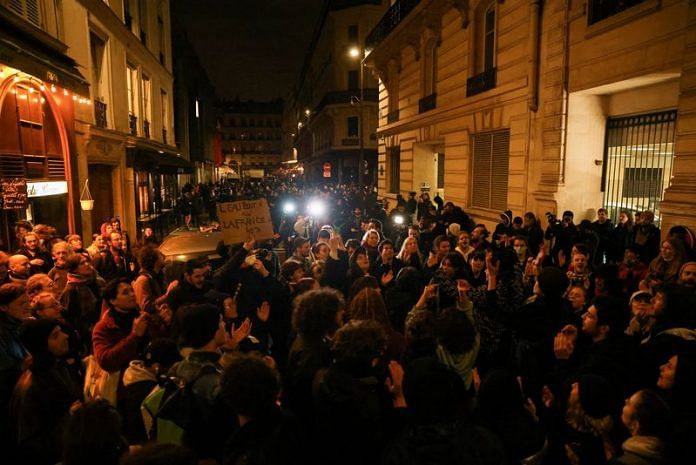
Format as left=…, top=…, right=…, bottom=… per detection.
left=0, top=73, right=74, bottom=250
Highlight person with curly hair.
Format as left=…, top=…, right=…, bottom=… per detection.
left=283, top=288, right=345, bottom=430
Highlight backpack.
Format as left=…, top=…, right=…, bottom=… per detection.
left=142, top=364, right=219, bottom=445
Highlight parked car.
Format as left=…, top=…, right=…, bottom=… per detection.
left=159, top=226, right=225, bottom=282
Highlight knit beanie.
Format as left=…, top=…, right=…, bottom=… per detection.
left=537, top=267, right=569, bottom=298
left=578, top=374, right=614, bottom=419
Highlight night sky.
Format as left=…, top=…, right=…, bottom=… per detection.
left=172, top=0, right=324, bottom=101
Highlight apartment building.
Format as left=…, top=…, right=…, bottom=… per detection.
left=286, top=0, right=388, bottom=185
left=366, top=0, right=696, bottom=233
left=220, top=99, right=284, bottom=179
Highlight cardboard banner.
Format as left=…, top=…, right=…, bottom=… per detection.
left=217, top=199, right=274, bottom=244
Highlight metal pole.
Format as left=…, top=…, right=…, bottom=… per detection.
left=359, top=56, right=365, bottom=186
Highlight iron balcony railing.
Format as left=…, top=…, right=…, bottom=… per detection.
left=129, top=114, right=138, bottom=136
left=143, top=119, right=151, bottom=139
left=94, top=100, right=107, bottom=128
left=387, top=109, right=399, bottom=124
left=588, top=0, right=647, bottom=25
left=418, top=93, right=437, bottom=114
left=314, top=89, right=378, bottom=114
left=365, top=0, right=421, bottom=53
left=467, top=67, right=497, bottom=97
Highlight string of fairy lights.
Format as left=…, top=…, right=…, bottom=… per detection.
left=0, top=67, right=92, bottom=106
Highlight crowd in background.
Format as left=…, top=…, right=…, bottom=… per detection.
left=0, top=177, right=694, bottom=465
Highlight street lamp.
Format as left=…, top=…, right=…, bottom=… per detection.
left=348, top=46, right=366, bottom=187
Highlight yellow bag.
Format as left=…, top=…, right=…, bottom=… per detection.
left=83, top=354, right=120, bottom=406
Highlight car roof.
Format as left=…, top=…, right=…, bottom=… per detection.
left=159, top=229, right=224, bottom=262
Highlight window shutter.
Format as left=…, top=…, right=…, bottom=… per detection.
left=472, top=133, right=492, bottom=209
left=8, top=0, right=41, bottom=27
left=490, top=130, right=509, bottom=211
left=25, top=0, right=40, bottom=26
left=471, top=129, right=509, bottom=210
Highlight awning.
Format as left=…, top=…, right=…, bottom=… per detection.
left=0, top=12, right=89, bottom=96
left=127, top=148, right=193, bottom=174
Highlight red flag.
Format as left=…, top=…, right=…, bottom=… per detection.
left=214, top=126, right=223, bottom=167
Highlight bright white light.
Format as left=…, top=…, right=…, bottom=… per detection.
left=304, top=108, right=311, bottom=116
left=348, top=47, right=360, bottom=58
left=307, top=199, right=326, bottom=217
left=393, top=215, right=405, bottom=225
left=195, top=99, right=200, bottom=118
left=283, top=202, right=296, bottom=214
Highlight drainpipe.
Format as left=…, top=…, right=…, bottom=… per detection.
left=528, top=0, right=542, bottom=112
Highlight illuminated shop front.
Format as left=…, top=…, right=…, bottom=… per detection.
left=128, top=146, right=191, bottom=239
left=0, top=13, right=89, bottom=249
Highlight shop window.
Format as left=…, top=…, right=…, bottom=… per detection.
left=471, top=129, right=509, bottom=211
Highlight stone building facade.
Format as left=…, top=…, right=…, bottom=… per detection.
left=219, top=99, right=284, bottom=179
left=286, top=0, right=388, bottom=185
left=366, top=0, right=696, bottom=233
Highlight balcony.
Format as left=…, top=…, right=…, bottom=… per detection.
left=387, top=109, right=399, bottom=124
left=94, top=100, right=107, bottom=128
left=162, top=128, right=168, bottom=144
left=143, top=120, right=150, bottom=139
left=467, top=68, right=497, bottom=97
left=588, top=0, right=647, bottom=25
left=365, top=0, right=421, bottom=53
left=314, top=89, right=379, bottom=114
left=129, top=114, right=138, bottom=136
left=418, top=93, right=437, bottom=114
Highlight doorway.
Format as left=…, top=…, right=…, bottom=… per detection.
left=88, top=164, right=115, bottom=233
left=412, top=143, right=445, bottom=197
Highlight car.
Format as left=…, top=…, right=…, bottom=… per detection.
left=158, top=226, right=225, bottom=282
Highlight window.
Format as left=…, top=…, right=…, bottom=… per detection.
left=471, top=130, right=509, bottom=211
left=124, top=0, right=133, bottom=31
left=348, top=24, right=359, bottom=42
left=602, top=111, right=676, bottom=226
left=160, top=89, right=168, bottom=142
left=157, top=13, right=165, bottom=64
left=89, top=32, right=107, bottom=101
left=423, top=40, right=438, bottom=96
left=138, top=0, right=147, bottom=44
left=7, top=0, right=41, bottom=27
left=126, top=63, right=139, bottom=117
left=348, top=70, right=359, bottom=90
left=142, top=74, right=151, bottom=123
left=588, top=0, right=647, bottom=25
left=483, top=5, right=495, bottom=71
left=388, top=146, right=401, bottom=193
left=347, top=116, right=359, bottom=137
left=437, top=153, right=445, bottom=189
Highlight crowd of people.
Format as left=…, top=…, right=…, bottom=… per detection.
left=0, top=179, right=695, bottom=465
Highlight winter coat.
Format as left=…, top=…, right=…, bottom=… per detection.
left=223, top=407, right=306, bottom=465
left=10, top=360, right=82, bottom=465
left=610, top=436, right=667, bottom=465
left=119, top=360, right=157, bottom=444
left=383, top=419, right=506, bottom=465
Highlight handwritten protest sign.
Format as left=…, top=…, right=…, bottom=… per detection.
left=1, top=178, right=28, bottom=210
left=217, top=199, right=274, bottom=244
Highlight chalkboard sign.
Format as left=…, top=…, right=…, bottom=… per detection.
left=2, top=178, right=28, bottom=210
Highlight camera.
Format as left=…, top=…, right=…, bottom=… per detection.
left=255, top=249, right=271, bottom=260
left=545, top=212, right=560, bottom=225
